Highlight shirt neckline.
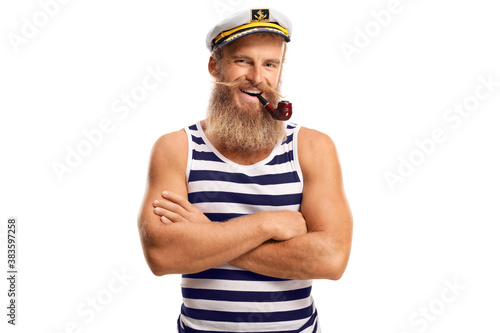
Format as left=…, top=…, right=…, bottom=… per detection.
left=195, top=121, right=282, bottom=170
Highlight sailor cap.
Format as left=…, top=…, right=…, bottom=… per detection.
left=206, top=8, right=292, bottom=52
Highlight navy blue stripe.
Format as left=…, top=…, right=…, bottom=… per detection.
left=182, top=286, right=312, bottom=303
left=298, top=309, right=318, bottom=333
left=266, top=150, right=294, bottom=165
left=181, top=304, right=314, bottom=323
left=188, top=124, right=197, bottom=131
left=191, top=135, right=205, bottom=145
left=183, top=268, right=289, bottom=282
left=282, top=133, right=294, bottom=145
left=204, top=213, right=244, bottom=222
left=188, top=191, right=302, bottom=206
left=188, top=170, right=300, bottom=185
left=192, top=150, right=224, bottom=162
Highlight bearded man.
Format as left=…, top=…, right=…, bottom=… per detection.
left=138, top=8, right=353, bottom=333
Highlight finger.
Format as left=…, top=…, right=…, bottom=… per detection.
left=161, top=191, right=194, bottom=211
left=160, top=216, right=173, bottom=224
left=153, top=199, right=187, bottom=217
left=153, top=206, right=186, bottom=223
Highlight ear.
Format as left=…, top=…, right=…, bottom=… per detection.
left=208, top=56, right=219, bottom=78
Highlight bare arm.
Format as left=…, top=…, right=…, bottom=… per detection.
left=137, top=130, right=307, bottom=276
left=229, top=127, right=353, bottom=280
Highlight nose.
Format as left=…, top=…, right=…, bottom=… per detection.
left=246, top=64, right=263, bottom=85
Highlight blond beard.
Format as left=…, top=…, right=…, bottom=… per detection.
left=205, top=80, right=286, bottom=153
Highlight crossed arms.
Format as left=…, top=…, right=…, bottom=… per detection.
left=137, top=127, right=352, bottom=280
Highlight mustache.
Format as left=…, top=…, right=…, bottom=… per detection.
left=213, top=80, right=285, bottom=99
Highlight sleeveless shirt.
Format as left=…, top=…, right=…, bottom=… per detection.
left=177, top=121, right=321, bottom=333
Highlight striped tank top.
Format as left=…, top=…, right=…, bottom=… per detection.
left=177, top=122, right=321, bottom=333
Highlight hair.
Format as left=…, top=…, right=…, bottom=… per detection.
left=210, top=32, right=288, bottom=73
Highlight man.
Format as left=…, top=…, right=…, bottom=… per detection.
left=138, top=8, right=352, bottom=332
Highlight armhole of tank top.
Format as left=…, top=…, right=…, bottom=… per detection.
left=184, top=125, right=193, bottom=186
left=293, top=124, right=304, bottom=184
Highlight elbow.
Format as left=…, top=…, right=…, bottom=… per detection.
left=144, top=248, right=178, bottom=276
left=150, top=265, right=168, bottom=277
left=149, top=264, right=165, bottom=277
left=322, top=251, right=351, bottom=281
left=138, top=228, right=176, bottom=276
left=138, top=219, right=176, bottom=276
left=323, top=232, right=352, bottom=280
left=329, top=266, right=347, bottom=281
left=137, top=220, right=202, bottom=276
left=323, top=260, right=348, bottom=281
left=147, top=251, right=168, bottom=276
left=143, top=245, right=198, bottom=276
left=143, top=248, right=169, bottom=276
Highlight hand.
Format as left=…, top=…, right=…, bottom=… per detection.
left=265, top=211, right=307, bottom=241
left=153, top=191, right=211, bottom=224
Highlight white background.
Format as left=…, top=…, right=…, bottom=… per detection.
left=1, top=0, right=499, bottom=332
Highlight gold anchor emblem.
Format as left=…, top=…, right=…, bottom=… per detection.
left=254, top=10, right=267, bottom=21
left=251, top=9, right=270, bottom=23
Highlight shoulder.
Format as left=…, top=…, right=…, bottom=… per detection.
left=153, top=128, right=188, bottom=154
left=149, top=128, right=189, bottom=176
left=297, top=126, right=340, bottom=177
left=297, top=126, right=338, bottom=158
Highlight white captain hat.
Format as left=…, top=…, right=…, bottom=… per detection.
left=206, top=8, right=293, bottom=52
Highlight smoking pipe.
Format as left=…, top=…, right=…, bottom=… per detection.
left=255, top=94, right=292, bottom=121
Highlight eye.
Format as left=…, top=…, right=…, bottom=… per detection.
left=265, top=63, right=280, bottom=70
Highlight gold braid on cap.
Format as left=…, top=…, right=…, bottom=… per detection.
left=214, top=22, right=289, bottom=45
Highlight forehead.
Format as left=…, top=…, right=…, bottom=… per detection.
left=222, top=33, right=286, bottom=57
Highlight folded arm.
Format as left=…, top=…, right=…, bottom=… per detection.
left=137, top=130, right=307, bottom=276
left=230, top=128, right=353, bottom=280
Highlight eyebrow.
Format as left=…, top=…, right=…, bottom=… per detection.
left=231, top=54, right=282, bottom=64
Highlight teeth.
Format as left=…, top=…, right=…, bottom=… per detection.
left=241, top=89, right=262, bottom=96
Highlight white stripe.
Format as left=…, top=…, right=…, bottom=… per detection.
left=189, top=181, right=302, bottom=196
left=185, top=127, right=194, bottom=184
left=301, top=315, right=319, bottom=333
left=292, top=123, right=304, bottom=183
left=182, top=296, right=314, bottom=313
left=193, top=202, right=301, bottom=215
left=190, top=159, right=299, bottom=176
left=179, top=314, right=312, bottom=332
left=181, top=278, right=312, bottom=292
left=191, top=140, right=211, bottom=152
left=214, top=263, right=245, bottom=270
